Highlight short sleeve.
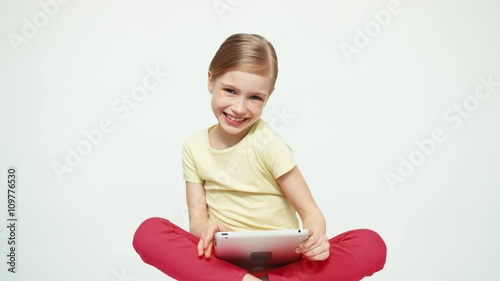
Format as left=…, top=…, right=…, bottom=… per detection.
left=264, top=134, right=296, bottom=179
left=182, top=142, right=204, bottom=183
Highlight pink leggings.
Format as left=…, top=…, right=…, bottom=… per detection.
left=133, top=217, right=386, bottom=281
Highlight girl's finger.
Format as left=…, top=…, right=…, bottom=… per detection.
left=197, top=239, right=204, bottom=256
left=307, top=249, right=329, bottom=261
left=204, top=241, right=213, bottom=258
left=202, top=230, right=213, bottom=249
left=299, top=230, right=318, bottom=250
left=203, top=235, right=210, bottom=249
left=303, top=238, right=330, bottom=260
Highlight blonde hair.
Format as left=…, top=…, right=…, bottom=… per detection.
left=209, top=33, right=278, bottom=88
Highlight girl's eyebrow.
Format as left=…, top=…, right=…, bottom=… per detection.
left=220, top=82, right=268, bottom=97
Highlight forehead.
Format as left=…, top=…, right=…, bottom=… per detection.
left=217, top=70, right=273, bottom=94
left=236, top=63, right=275, bottom=83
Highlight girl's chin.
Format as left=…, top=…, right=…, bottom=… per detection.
left=219, top=124, right=248, bottom=135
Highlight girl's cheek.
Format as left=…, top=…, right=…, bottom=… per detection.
left=252, top=104, right=265, bottom=111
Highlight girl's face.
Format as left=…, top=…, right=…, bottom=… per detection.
left=208, top=69, right=274, bottom=145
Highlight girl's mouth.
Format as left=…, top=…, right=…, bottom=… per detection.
left=224, top=112, right=247, bottom=124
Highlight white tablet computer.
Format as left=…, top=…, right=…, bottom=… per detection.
left=213, top=229, right=310, bottom=272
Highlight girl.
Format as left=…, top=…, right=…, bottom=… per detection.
left=133, top=33, right=387, bottom=281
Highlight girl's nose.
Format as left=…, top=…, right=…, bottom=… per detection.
left=232, top=97, right=247, bottom=115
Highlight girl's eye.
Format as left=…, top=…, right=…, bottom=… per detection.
left=224, top=88, right=235, bottom=94
left=250, top=96, right=262, bottom=101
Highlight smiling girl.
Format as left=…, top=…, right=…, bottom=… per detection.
left=133, top=33, right=387, bottom=281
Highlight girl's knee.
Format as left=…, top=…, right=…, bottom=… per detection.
left=354, top=229, right=387, bottom=270
left=134, top=217, right=169, bottom=235
left=358, top=229, right=386, bottom=250
left=132, top=217, right=171, bottom=252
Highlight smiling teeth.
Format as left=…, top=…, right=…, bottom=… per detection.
left=226, top=114, right=245, bottom=122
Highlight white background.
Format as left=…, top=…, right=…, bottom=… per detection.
left=1, top=0, right=499, bottom=281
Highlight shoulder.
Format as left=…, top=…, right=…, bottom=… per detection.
left=248, top=119, right=295, bottom=173
left=251, top=119, right=292, bottom=162
left=183, top=125, right=212, bottom=148
left=249, top=119, right=290, bottom=149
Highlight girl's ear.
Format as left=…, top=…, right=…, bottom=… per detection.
left=207, top=71, right=213, bottom=93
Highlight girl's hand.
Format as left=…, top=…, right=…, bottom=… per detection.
left=197, top=223, right=227, bottom=258
left=296, top=229, right=330, bottom=261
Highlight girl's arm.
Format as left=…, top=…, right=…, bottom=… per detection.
left=186, top=181, right=209, bottom=236
left=186, top=181, right=227, bottom=258
left=276, top=166, right=330, bottom=261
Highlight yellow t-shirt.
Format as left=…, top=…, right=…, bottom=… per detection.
left=182, top=119, right=300, bottom=231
